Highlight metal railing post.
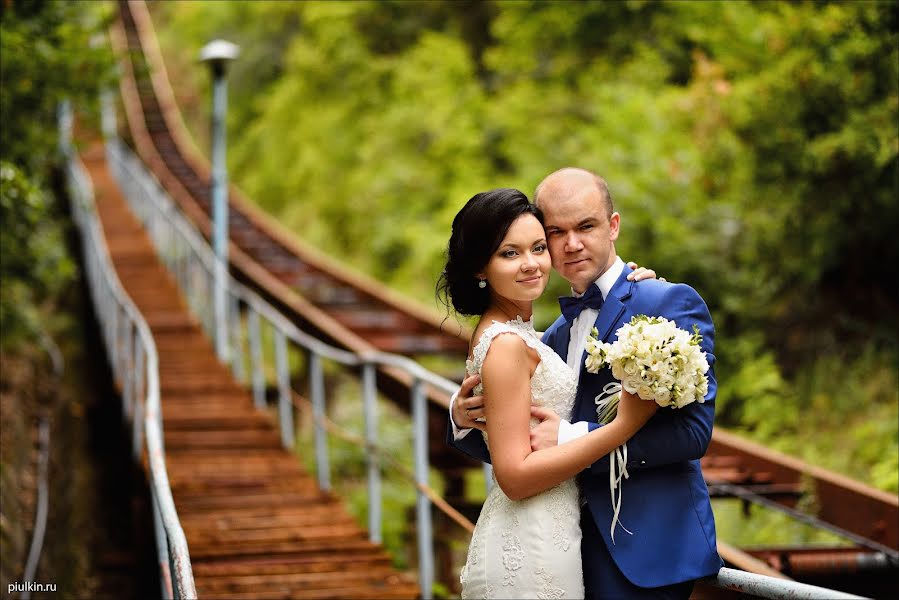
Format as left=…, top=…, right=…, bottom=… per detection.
left=484, top=463, right=494, bottom=494
left=132, top=390, right=145, bottom=463
left=412, top=378, right=434, bottom=599
left=134, top=334, right=145, bottom=412
left=248, top=308, right=265, bottom=409
left=151, top=488, right=174, bottom=600
left=275, top=329, right=294, bottom=449
left=230, top=294, right=245, bottom=382
left=309, top=351, right=331, bottom=492
left=122, top=321, right=134, bottom=421
left=362, top=361, right=382, bottom=544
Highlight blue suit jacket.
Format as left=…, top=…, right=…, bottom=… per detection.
left=448, top=267, right=723, bottom=588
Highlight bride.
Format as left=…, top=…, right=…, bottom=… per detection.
left=437, top=188, right=658, bottom=599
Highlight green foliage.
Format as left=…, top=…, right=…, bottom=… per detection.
left=0, top=0, right=114, bottom=349
left=0, top=0, right=114, bottom=172
left=0, top=162, right=74, bottom=348
left=731, top=343, right=899, bottom=493
left=712, top=498, right=849, bottom=549
left=153, top=1, right=898, bottom=492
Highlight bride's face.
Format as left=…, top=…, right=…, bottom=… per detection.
left=479, top=214, right=551, bottom=305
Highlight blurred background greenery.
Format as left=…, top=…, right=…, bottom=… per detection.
left=1, top=0, right=896, bottom=590
left=149, top=0, right=898, bottom=492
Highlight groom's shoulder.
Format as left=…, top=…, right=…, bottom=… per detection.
left=630, top=278, right=708, bottom=307
left=543, top=314, right=567, bottom=339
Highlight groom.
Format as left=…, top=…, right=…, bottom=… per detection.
left=448, top=167, right=722, bottom=599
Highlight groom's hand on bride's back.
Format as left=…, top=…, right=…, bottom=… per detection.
left=529, top=406, right=561, bottom=451
left=452, top=373, right=487, bottom=431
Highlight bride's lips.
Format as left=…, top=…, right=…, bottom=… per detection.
left=517, top=274, right=543, bottom=284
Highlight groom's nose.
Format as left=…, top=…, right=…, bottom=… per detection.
left=564, top=232, right=584, bottom=252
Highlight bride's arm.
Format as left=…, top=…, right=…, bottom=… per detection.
left=482, top=334, right=656, bottom=501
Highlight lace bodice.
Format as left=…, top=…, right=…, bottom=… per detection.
left=460, top=316, right=584, bottom=599
left=466, top=316, right=577, bottom=424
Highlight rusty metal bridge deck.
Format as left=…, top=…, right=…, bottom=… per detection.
left=84, top=143, right=418, bottom=599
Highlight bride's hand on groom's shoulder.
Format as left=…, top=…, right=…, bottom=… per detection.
left=626, top=261, right=666, bottom=283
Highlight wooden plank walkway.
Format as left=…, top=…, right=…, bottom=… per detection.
left=82, top=142, right=420, bottom=600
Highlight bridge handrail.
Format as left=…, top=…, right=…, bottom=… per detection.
left=61, top=102, right=196, bottom=599
left=99, top=101, right=867, bottom=600
left=707, top=567, right=864, bottom=599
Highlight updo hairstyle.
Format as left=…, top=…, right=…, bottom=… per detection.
left=436, top=188, right=543, bottom=317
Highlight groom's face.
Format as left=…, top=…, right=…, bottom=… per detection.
left=541, top=189, right=620, bottom=294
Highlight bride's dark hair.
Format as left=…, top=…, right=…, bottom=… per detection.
left=436, top=188, right=543, bottom=317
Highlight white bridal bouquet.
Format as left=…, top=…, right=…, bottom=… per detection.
left=585, top=315, right=710, bottom=423
left=584, top=315, right=710, bottom=542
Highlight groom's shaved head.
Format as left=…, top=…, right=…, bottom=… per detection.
left=534, top=168, right=613, bottom=219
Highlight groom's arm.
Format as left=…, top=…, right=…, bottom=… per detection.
left=589, top=283, right=717, bottom=473
left=447, top=419, right=493, bottom=464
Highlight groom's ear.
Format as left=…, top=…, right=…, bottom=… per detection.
left=608, top=212, right=621, bottom=241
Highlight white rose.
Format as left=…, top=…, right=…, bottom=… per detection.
left=623, top=377, right=640, bottom=394
left=655, top=387, right=672, bottom=406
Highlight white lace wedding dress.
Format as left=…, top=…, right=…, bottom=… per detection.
left=460, top=317, right=584, bottom=600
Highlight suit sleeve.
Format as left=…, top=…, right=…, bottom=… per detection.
left=446, top=418, right=492, bottom=464
left=589, top=283, right=717, bottom=473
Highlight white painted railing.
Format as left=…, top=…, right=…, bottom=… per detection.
left=62, top=100, right=196, bottom=599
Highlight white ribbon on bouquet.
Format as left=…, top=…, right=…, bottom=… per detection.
left=595, top=382, right=632, bottom=543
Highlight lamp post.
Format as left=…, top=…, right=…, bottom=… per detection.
left=199, top=39, right=239, bottom=362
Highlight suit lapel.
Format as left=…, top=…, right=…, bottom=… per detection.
left=573, top=271, right=635, bottom=422
left=595, top=271, right=634, bottom=343
left=554, top=319, right=574, bottom=362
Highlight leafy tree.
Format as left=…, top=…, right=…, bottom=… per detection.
left=0, top=0, right=113, bottom=348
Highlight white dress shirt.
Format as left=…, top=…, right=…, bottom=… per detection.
left=450, top=257, right=627, bottom=443
left=556, top=256, right=625, bottom=443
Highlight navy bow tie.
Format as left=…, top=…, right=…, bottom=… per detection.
left=559, top=285, right=604, bottom=323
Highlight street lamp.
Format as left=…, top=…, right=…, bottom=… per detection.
left=199, top=39, right=239, bottom=362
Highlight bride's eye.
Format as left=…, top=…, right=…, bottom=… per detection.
left=502, top=249, right=518, bottom=258
left=533, top=244, right=547, bottom=253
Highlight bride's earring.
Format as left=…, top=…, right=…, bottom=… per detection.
left=478, top=279, right=487, bottom=289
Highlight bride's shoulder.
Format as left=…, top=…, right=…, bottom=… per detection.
left=470, top=320, right=536, bottom=366
left=481, top=330, right=532, bottom=369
